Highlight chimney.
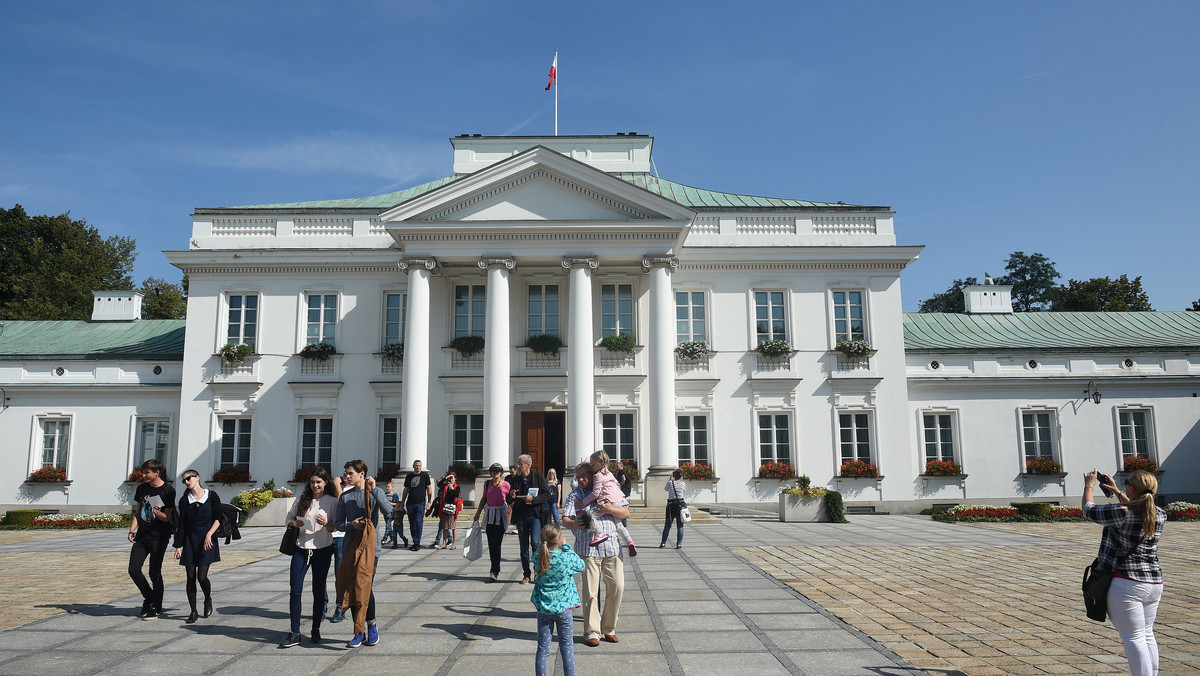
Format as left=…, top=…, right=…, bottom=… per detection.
left=92, top=291, right=144, bottom=321
left=963, top=278, right=1014, bottom=314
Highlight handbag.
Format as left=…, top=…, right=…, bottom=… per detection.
left=279, top=524, right=299, bottom=556
left=1082, top=559, right=1113, bottom=622
left=462, top=522, right=483, bottom=561
left=442, top=501, right=457, bottom=515
left=680, top=506, right=692, bottom=523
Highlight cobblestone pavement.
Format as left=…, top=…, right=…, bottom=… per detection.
left=740, top=519, right=1200, bottom=676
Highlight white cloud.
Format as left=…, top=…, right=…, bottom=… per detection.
left=186, top=132, right=445, bottom=181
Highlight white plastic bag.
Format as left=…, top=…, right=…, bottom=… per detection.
left=462, top=522, right=484, bottom=561
left=681, top=506, right=693, bottom=523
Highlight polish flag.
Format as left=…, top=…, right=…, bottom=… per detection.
left=545, top=52, right=557, bottom=90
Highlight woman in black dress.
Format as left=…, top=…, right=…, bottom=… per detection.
left=173, top=469, right=222, bottom=624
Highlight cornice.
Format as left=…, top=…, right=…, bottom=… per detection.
left=678, top=262, right=910, bottom=272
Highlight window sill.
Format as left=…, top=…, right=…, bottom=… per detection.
left=23, top=480, right=72, bottom=487
left=1018, top=472, right=1067, bottom=479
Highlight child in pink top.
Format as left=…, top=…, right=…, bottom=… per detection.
left=576, top=451, right=636, bottom=555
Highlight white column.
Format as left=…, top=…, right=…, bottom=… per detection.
left=399, top=257, right=436, bottom=472
left=644, top=255, right=679, bottom=507
left=564, top=256, right=598, bottom=465
left=481, top=257, right=515, bottom=470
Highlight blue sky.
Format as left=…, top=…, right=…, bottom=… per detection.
left=3, top=1, right=1198, bottom=311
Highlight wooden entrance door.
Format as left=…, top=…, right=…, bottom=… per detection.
left=521, top=411, right=566, bottom=478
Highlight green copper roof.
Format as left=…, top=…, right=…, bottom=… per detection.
left=904, top=312, right=1200, bottom=353
left=0, top=320, right=186, bottom=360
left=212, top=174, right=858, bottom=212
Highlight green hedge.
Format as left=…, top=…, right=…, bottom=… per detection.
left=824, top=490, right=848, bottom=523
left=3, top=510, right=43, bottom=527
left=1012, top=502, right=1053, bottom=517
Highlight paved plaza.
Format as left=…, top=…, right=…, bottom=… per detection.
left=0, top=516, right=1196, bottom=675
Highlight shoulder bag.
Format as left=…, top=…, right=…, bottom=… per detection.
left=1082, top=559, right=1113, bottom=622
left=279, top=524, right=299, bottom=556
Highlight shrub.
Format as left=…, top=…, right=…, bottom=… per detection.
left=291, top=465, right=322, bottom=484
left=380, top=342, right=405, bottom=362
left=781, top=486, right=827, bottom=498
left=1025, top=457, right=1062, bottom=475
left=218, top=343, right=253, bottom=366
left=231, top=489, right=274, bottom=511
left=3, top=510, right=43, bottom=527
left=1166, top=501, right=1200, bottom=521
left=611, top=459, right=640, bottom=482
left=376, top=463, right=402, bottom=483
left=674, top=341, right=711, bottom=361
left=758, top=461, right=796, bottom=480
left=598, top=334, right=636, bottom=354
left=1012, top=502, right=1053, bottom=517
left=924, top=459, right=962, bottom=476
left=526, top=334, right=563, bottom=356
left=796, top=475, right=812, bottom=490
left=1123, top=456, right=1158, bottom=472
left=450, top=461, right=481, bottom=484
left=272, top=487, right=293, bottom=498
left=26, top=466, right=67, bottom=482
left=449, top=335, right=485, bottom=358
left=835, top=339, right=872, bottom=360
left=212, top=465, right=252, bottom=485
left=824, top=490, right=848, bottom=523
left=678, top=462, right=716, bottom=481
left=755, top=339, right=791, bottom=359
left=299, top=341, right=336, bottom=362
left=839, top=460, right=880, bottom=478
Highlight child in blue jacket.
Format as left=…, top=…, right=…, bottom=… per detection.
left=530, top=523, right=585, bottom=676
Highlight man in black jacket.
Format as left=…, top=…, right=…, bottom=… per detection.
left=507, top=453, right=550, bottom=583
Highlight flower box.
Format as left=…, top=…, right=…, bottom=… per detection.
left=838, top=460, right=880, bottom=478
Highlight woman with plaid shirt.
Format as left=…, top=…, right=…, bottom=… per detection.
left=1083, top=469, right=1166, bottom=676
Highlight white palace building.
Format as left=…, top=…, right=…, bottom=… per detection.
left=2, top=133, right=1199, bottom=514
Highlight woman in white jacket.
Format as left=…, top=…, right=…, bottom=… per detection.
left=280, top=467, right=339, bottom=648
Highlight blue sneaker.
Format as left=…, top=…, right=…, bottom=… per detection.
left=365, top=623, right=379, bottom=646
left=330, top=608, right=343, bottom=623
left=346, top=633, right=365, bottom=648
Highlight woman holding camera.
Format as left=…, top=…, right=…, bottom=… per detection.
left=1083, top=469, right=1166, bottom=676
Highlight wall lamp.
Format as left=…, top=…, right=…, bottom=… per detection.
left=1084, top=381, right=1102, bottom=405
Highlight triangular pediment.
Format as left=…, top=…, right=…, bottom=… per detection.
left=379, top=146, right=696, bottom=225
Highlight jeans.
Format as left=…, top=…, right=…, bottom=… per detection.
left=485, top=523, right=505, bottom=577
left=331, top=536, right=347, bottom=610
left=128, top=538, right=169, bottom=610
left=661, top=502, right=684, bottom=546
left=536, top=609, right=576, bottom=676
left=548, top=502, right=560, bottom=526
left=515, top=512, right=543, bottom=578
left=406, top=503, right=425, bottom=545
left=1108, top=576, right=1162, bottom=676
left=289, top=546, right=333, bottom=634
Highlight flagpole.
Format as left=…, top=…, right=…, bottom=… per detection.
left=554, top=49, right=559, bottom=136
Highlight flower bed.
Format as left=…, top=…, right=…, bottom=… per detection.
left=933, top=504, right=1084, bottom=522
left=1166, top=501, right=1200, bottom=521
left=27, top=513, right=132, bottom=529
left=678, top=462, right=716, bottom=481
left=758, top=461, right=797, bottom=480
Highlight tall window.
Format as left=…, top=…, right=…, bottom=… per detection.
left=601, top=412, right=636, bottom=462
left=601, top=284, right=634, bottom=337
left=757, top=414, right=791, bottom=464
left=452, top=414, right=484, bottom=466
left=136, top=418, right=171, bottom=471
left=306, top=293, right=338, bottom=348
left=380, top=416, right=401, bottom=468
left=839, top=412, right=872, bottom=463
left=528, top=284, right=560, bottom=337
left=677, top=415, right=709, bottom=464
left=754, top=290, right=786, bottom=343
left=40, top=419, right=71, bottom=469
left=1118, top=409, right=1153, bottom=461
left=922, top=413, right=955, bottom=463
left=227, top=294, right=258, bottom=350
left=832, top=290, right=866, bottom=342
left=675, top=291, right=707, bottom=343
left=219, top=418, right=252, bottom=469
left=383, top=293, right=406, bottom=346
left=1020, top=411, right=1056, bottom=462
left=454, top=285, right=486, bottom=338
left=300, top=417, right=333, bottom=471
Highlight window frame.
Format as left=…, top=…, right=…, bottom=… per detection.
left=599, top=282, right=636, bottom=338
left=1018, top=408, right=1059, bottom=465
left=299, top=416, right=334, bottom=472
left=379, top=415, right=402, bottom=469
left=1115, top=407, right=1157, bottom=464
left=303, top=291, right=340, bottom=349
left=134, top=416, right=173, bottom=476
left=752, top=289, right=788, bottom=344
left=600, top=411, right=637, bottom=463
left=919, top=409, right=959, bottom=465
left=453, top=284, right=487, bottom=339
left=830, top=288, right=868, bottom=344
left=837, top=409, right=875, bottom=465
left=382, top=291, right=407, bottom=348
left=676, top=413, right=710, bottom=465
left=755, top=411, right=793, bottom=465
left=218, top=417, right=253, bottom=470
left=526, top=283, right=561, bottom=338
left=451, top=412, right=485, bottom=467
left=31, top=414, right=73, bottom=476
left=224, top=292, right=260, bottom=351
left=674, top=288, right=708, bottom=344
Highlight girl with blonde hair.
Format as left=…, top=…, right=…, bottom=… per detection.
left=530, top=523, right=585, bottom=676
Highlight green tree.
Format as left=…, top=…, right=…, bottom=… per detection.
left=0, top=205, right=136, bottom=320
left=139, top=276, right=188, bottom=319
left=997, top=251, right=1060, bottom=312
left=1052, top=275, right=1153, bottom=312
left=1187, top=299, right=1200, bottom=311
left=917, top=277, right=979, bottom=313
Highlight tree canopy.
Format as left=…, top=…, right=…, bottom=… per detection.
left=1052, top=275, right=1153, bottom=312
left=1000, top=251, right=1060, bottom=312
left=139, top=276, right=188, bottom=319
left=917, top=277, right=979, bottom=313
left=1188, top=299, right=1200, bottom=312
